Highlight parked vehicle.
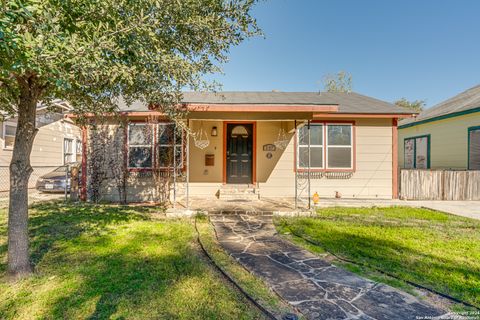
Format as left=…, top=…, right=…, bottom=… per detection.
left=35, top=163, right=80, bottom=193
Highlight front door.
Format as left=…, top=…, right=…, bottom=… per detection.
left=226, top=123, right=253, bottom=184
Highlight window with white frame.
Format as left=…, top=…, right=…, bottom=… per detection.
left=64, top=138, right=74, bottom=164
left=128, top=123, right=153, bottom=168
left=297, top=124, right=324, bottom=169
left=296, top=122, right=353, bottom=170
left=3, top=122, right=17, bottom=149
left=326, top=124, right=353, bottom=169
left=157, top=123, right=183, bottom=169
left=76, top=139, right=82, bottom=162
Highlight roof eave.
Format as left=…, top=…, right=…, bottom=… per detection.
left=399, top=106, right=480, bottom=129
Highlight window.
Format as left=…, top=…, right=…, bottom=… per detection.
left=76, top=139, right=82, bottom=162
left=468, top=126, right=480, bottom=170
left=158, top=123, right=183, bottom=169
left=326, top=124, right=353, bottom=169
left=3, top=122, right=16, bottom=149
left=128, top=123, right=153, bottom=168
left=64, top=138, right=74, bottom=164
left=404, top=135, right=430, bottom=169
left=296, top=122, right=354, bottom=170
left=297, top=124, right=324, bottom=169
left=127, top=122, right=184, bottom=170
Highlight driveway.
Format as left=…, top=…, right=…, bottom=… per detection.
left=211, top=214, right=448, bottom=320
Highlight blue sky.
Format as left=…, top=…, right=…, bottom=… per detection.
left=210, top=0, right=480, bottom=108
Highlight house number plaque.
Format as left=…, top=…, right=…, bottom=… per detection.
left=263, top=144, right=276, bottom=152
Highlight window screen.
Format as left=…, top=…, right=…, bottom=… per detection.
left=128, top=124, right=153, bottom=168
left=64, top=138, right=74, bottom=164
left=3, top=123, right=16, bottom=149
left=297, top=124, right=323, bottom=169
left=326, top=124, right=352, bottom=169
left=157, top=123, right=183, bottom=168
left=404, top=135, right=430, bottom=169
left=469, top=128, right=480, bottom=170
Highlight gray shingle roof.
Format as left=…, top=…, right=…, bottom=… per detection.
left=117, top=91, right=412, bottom=114
left=399, top=85, right=480, bottom=127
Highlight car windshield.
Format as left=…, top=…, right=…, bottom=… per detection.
left=53, top=166, right=67, bottom=172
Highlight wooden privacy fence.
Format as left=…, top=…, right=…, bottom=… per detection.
left=400, top=169, right=480, bottom=200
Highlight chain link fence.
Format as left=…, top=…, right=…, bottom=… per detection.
left=0, top=166, right=69, bottom=208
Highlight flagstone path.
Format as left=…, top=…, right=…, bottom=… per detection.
left=210, top=214, right=448, bottom=320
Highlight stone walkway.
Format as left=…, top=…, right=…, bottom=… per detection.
left=211, top=214, right=448, bottom=320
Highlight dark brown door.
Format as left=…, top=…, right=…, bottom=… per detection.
left=226, top=123, right=253, bottom=184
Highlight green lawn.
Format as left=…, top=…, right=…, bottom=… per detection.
left=275, top=206, right=480, bottom=308
left=0, top=203, right=267, bottom=320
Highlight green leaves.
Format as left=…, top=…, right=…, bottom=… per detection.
left=0, top=0, right=260, bottom=119
left=394, top=98, right=425, bottom=112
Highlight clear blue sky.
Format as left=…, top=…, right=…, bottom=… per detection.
left=210, top=0, right=480, bottom=108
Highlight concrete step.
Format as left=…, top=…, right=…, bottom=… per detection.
left=218, top=185, right=260, bottom=200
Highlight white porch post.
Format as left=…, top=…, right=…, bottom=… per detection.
left=307, top=120, right=311, bottom=210
left=173, top=123, right=177, bottom=208
left=186, top=120, right=190, bottom=209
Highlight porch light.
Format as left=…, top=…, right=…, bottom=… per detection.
left=211, top=126, right=218, bottom=137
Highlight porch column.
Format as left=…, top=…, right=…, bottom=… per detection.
left=307, top=120, right=311, bottom=209
left=186, top=120, right=190, bottom=209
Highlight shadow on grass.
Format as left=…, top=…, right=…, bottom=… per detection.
left=1, top=203, right=258, bottom=319
left=277, top=218, right=480, bottom=307
left=0, top=202, right=151, bottom=273
left=48, top=230, right=196, bottom=319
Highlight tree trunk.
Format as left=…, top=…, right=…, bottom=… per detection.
left=7, top=76, right=39, bottom=277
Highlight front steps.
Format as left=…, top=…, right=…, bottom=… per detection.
left=218, top=184, right=260, bottom=201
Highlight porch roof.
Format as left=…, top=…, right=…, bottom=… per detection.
left=117, top=91, right=414, bottom=116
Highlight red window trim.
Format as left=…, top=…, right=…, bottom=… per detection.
left=293, top=120, right=356, bottom=173
left=126, top=121, right=186, bottom=172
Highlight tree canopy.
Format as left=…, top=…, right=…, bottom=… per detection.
left=0, top=0, right=259, bottom=277
left=322, top=71, right=352, bottom=93
left=394, top=98, right=425, bottom=113
left=0, top=0, right=259, bottom=118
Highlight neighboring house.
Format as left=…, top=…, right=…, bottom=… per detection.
left=0, top=102, right=82, bottom=191
left=78, top=91, right=413, bottom=203
left=398, top=85, right=480, bottom=170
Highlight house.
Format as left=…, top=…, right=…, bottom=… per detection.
left=0, top=101, right=82, bottom=192
left=398, top=85, right=480, bottom=170
left=78, top=91, right=414, bottom=204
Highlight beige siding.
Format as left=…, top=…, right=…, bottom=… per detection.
left=398, top=112, right=480, bottom=169
left=89, top=117, right=395, bottom=202
left=0, top=119, right=81, bottom=166
left=188, top=118, right=394, bottom=199
left=0, top=119, right=81, bottom=190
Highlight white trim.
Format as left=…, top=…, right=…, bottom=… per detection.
left=2, top=121, right=17, bottom=150
left=296, top=123, right=324, bottom=169
left=157, top=123, right=185, bottom=169
left=127, top=123, right=154, bottom=169
left=63, top=138, right=74, bottom=164
left=325, top=123, right=353, bottom=170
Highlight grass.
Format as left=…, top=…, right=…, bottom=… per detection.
left=275, top=206, right=480, bottom=308
left=195, top=215, right=301, bottom=319
left=0, top=203, right=267, bottom=319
